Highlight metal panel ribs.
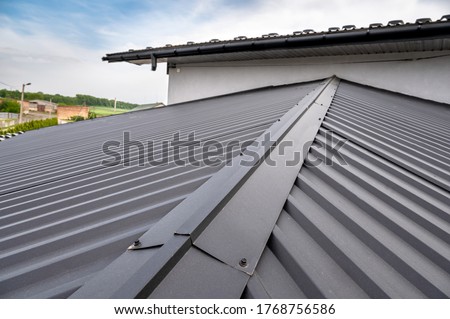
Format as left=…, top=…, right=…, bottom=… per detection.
left=71, top=77, right=339, bottom=298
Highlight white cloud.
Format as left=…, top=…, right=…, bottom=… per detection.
left=104, top=0, right=448, bottom=46
left=0, top=25, right=168, bottom=104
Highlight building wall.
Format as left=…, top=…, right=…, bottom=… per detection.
left=0, top=113, right=18, bottom=128
left=29, top=103, right=38, bottom=112
left=167, top=52, right=450, bottom=104
left=57, top=106, right=89, bottom=120
left=44, top=105, right=56, bottom=113
left=20, top=101, right=30, bottom=114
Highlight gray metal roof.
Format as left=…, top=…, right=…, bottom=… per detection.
left=245, top=81, right=450, bottom=298
left=0, top=81, right=319, bottom=298
left=71, top=78, right=450, bottom=299
left=1, top=77, right=449, bottom=299
left=70, top=78, right=338, bottom=299
left=102, top=17, right=450, bottom=69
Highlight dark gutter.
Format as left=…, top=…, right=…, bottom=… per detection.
left=103, top=21, right=450, bottom=69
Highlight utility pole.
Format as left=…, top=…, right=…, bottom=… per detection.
left=114, top=97, right=117, bottom=112
left=19, top=82, right=31, bottom=124
left=49, top=98, right=52, bottom=118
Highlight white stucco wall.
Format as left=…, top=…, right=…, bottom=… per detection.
left=167, top=52, right=450, bottom=105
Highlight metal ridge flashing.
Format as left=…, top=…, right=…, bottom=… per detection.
left=132, top=78, right=335, bottom=250
left=187, top=78, right=340, bottom=277
left=177, top=78, right=339, bottom=240
left=102, top=20, right=450, bottom=69
left=70, top=78, right=339, bottom=298
left=149, top=77, right=340, bottom=298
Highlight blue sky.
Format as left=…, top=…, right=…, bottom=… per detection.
left=0, top=0, right=448, bottom=104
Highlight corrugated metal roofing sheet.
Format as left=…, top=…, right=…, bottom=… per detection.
left=245, top=81, right=450, bottom=298
left=0, top=81, right=319, bottom=298
left=2, top=78, right=449, bottom=299
left=121, top=79, right=339, bottom=299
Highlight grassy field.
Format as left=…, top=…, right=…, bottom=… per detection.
left=90, top=106, right=130, bottom=117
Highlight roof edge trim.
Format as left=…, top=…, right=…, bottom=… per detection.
left=103, top=21, right=450, bottom=67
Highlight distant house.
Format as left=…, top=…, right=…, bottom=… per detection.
left=29, top=100, right=58, bottom=113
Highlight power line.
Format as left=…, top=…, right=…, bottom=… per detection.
left=0, top=80, right=19, bottom=90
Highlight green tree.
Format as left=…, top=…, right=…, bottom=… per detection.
left=70, top=115, right=85, bottom=122
left=0, top=99, right=21, bottom=113
left=0, top=88, right=139, bottom=109
left=0, top=89, right=20, bottom=100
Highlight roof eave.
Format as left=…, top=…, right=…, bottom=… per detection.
left=102, top=21, right=450, bottom=66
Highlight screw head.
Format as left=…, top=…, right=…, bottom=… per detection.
left=239, top=258, right=248, bottom=267
left=133, top=240, right=141, bottom=247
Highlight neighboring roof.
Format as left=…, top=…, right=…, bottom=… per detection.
left=70, top=78, right=450, bottom=299
left=103, top=16, right=450, bottom=69
left=29, top=100, right=57, bottom=106
left=0, top=81, right=319, bottom=298
left=57, top=105, right=89, bottom=108
left=130, top=102, right=165, bottom=112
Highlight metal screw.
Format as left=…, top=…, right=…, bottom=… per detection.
left=239, top=258, right=248, bottom=267
left=318, top=118, right=322, bottom=120
left=133, top=240, right=141, bottom=247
